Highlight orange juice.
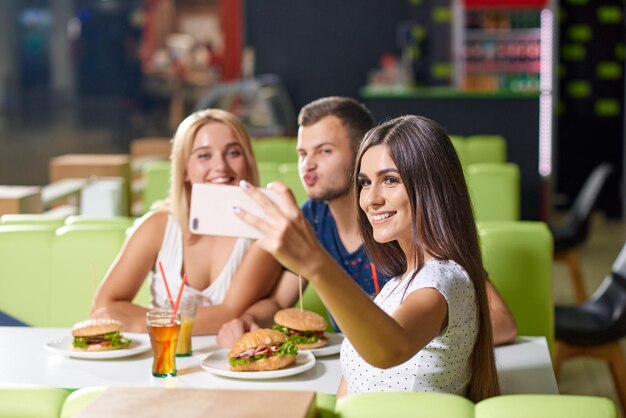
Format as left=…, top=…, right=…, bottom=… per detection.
left=147, top=310, right=180, bottom=377
left=176, top=317, right=194, bottom=357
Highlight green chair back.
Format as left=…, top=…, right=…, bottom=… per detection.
left=0, top=225, right=56, bottom=326
left=297, top=284, right=334, bottom=333
left=449, top=135, right=467, bottom=166
left=0, top=214, right=66, bottom=228
left=478, top=221, right=554, bottom=355
left=60, top=387, right=107, bottom=418
left=467, top=163, right=520, bottom=221
left=465, top=135, right=507, bottom=165
left=142, top=160, right=170, bottom=213
left=278, top=163, right=307, bottom=205
left=64, top=215, right=135, bottom=229
left=258, top=162, right=307, bottom=206
left=251, top=137, right=297, bottom=163
left=257, top=161, right=282, bottom=187
left=0, top=386, right=69, bottom=418
left=476, top=394, right=617, bottom=418
left=49, top=225, right=127, bottom=327
left=335, top=392, right=474, bottom=418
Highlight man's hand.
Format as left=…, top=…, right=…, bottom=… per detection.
left=216, top=317, right=260, bottom=348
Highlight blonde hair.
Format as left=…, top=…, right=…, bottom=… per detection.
left=155, top=109, right=259, bottom=236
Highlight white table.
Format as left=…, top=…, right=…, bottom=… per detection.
left=0, top=327, right=558, bottom=394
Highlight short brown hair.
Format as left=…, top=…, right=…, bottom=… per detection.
left=298, top=96, right=374, bottom=149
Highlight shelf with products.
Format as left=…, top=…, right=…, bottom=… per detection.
left=453, top=0, right=553, bottom=93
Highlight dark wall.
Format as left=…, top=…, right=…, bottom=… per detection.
left=244, top=0, right=411, bottom=111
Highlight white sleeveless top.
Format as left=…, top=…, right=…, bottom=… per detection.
left=340, top=259, right=477, bottom=396
left=144, top=212, right=252, bottom=308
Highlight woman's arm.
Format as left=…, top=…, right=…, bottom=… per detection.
left=486, top=279, right=517, bottom=345
left=216, top=270, right=300, bottom=347
left=191, top=242, right=284, bottom=334
left=91, top=212, right=167, bottom=332
left=236, top=182, right=448, bottom=368
left=336, top=377, right=347, bottom=399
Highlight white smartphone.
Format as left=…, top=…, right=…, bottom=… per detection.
left=189, top=183, right=280, bottom=239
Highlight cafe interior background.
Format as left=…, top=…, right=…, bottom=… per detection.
left=0, top=0, right=625, bottom=413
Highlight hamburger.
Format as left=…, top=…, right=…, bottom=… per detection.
left=71, top=318, right=132, bottom=352
left=273, top=308, right=328, bottom=350
left=228, top=328, right=298, bottom=371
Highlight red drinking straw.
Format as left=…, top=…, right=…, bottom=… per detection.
left=170, top=273, right=187, bottom=325
left=158, top=260, right=175, bottom=309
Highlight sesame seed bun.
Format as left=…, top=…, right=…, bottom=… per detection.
left=274, top=308, right=327, bottom=332
left=72, top=318, right=122, bottom=337
left=229, top=328, right=286, bottom=358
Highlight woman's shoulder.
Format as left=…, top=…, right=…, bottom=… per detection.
left=410, top=259, right=472, bottom=290
left=129, top=210, right=172, bottom=237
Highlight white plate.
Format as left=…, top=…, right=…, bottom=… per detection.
left=304, top=333, right=344, bottom=357
left=43, top=333, right=151, bottom=359
left=201, top=350, right=316, bottom=379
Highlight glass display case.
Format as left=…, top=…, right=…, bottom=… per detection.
left=453, top=0, right=555, bottom=93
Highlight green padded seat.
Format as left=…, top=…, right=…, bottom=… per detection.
left=448, top=135, right=467, bottom=166
left=0, top=386, right=69, bottom=418
left=475, top=394, right=617, bottom=418
left=0, top=225, right=56, bottom=326
left=316, top=393, right=337, bottom=418
left=64, top=215, right=134, bottom=229
left=59, top=387, right=107, bottom=418
left=465, top=135, right=507, bottom=165
left=251, top=137, right=297, bottom=164
left=0, top=214, right=66, bottom=228
left=466, top=163, right=520, bottom=221
left=257, top=161, right=282, bottom=187
left=335, top=392, right=474, bottom=418
left=142, top=160, right=171, bottom=213
left=48, top=225, right=128, bottom=327
left=278, top=163, right=307, bottom=205
left=478, top=221, right=554, bottom=355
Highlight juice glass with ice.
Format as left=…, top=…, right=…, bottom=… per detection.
left=146, top=309, right=180, bottom=377
left=175, top=294, right=197, bottom=357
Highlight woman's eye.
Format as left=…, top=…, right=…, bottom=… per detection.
left=383, top=176, right=400, bottom=185
left=358, top=178, right=371, bottom=188
left=197, top=152, right=210, bottom=159
left=226, top=149, right=242, bottom=158
left=320, top=149, right=332, bottom=155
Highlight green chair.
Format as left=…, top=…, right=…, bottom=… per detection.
left=478, top=221, right=554, bottom=355
left=60, top=387, right=107, bottom=418
left=316, top=393, right=337, bottom=418
left=466, top=163, right=520, bottom=221
left=251, top=137, right=297, bottom=163
left=296, top=284, right=335, bottom=333
left=64, top=215, right=135, bottom=229
left=278, top=163, right=307, bottom=205
left=142, top=160, right=170, bottom=213
left=448, top=135, right=467, bottom=166
left=48, top=225, right=128, bottom=326
left=0, top=213, right=67, bottom=228
left=465, top=135, right=507, bottom=165
left=335, top=392, right=475, bottom=418
left=0, top=386, right=69, bottom=418
left=476, top=394, right=617, bottom=418
left=0, top=225, right=56, bottom=326
left=257, top=161, right=282, bottom=187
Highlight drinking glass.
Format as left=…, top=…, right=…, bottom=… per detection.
left=146, top=308, right=180, bottom=377
left=175, top=294, right=198, bottom=357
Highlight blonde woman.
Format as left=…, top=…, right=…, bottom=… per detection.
left=92, top=109, right=283, bottom=334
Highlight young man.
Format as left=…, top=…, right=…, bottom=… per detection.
left=217, top=97, right=517, bottom=347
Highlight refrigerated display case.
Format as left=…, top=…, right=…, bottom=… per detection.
left=453, top=0, right=556, bottom=94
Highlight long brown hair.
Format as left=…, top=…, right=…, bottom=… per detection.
left=353, top=115, right=499, bottom=402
